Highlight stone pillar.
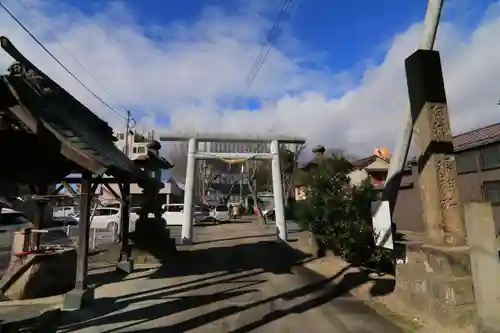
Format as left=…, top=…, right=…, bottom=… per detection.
left=405, top=49, right=465, bottom=246
left=464, top=202, right=500, bottom=332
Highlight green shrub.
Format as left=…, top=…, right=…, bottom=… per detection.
left=294, top=156, right=393, bottom=272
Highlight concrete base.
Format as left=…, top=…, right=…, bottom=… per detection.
left=129, top=217, right=178, bottom=263
left=395, top=242, right=475, bottom=328
left=116, top=259, right=134, bottom=274
left=181, top=237, right=193, bottom=245
left=477, top=325, right=500, bottom=333
left=62, top=287, right=94, bottom=311
left=276, top=234, right=289, bottom=243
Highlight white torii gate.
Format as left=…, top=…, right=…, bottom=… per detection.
left=159, top=132, right=306, bottom=244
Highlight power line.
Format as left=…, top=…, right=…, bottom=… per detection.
left=232, top=0, right=296, bottom=107
left=0, top=0, right=128, bottom=121
left=15, top=0, right=136, bottom=123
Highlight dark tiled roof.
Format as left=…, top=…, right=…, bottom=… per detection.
left=351, top=155, right=377, bottom=169
left=0, top=37, right=162, bottom=188
left=351, top=155, right=390, bottom=169
left=406, top=122, right=500, bottom=166
left=452, top=122, right=500, bottom=152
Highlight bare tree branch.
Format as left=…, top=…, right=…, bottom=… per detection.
left=245, top=161, right=267, bottom=226
left=167, top=142, right=188, bottom=180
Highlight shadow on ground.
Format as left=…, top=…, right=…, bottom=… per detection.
left=54, top=234, right=397, bottom=333
left=192, top=229, right=302, bottom=246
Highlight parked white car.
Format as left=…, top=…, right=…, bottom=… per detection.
left=161, top=204, right=206, bottom=226
left=210, top=205, right=230, bottom=223
left=0, top=209, right=34, bottom=256
left=75, top=207, right=137, bottom=232
left=53, top=206, right=79, bottom=219
left=0, top=208, right=34, bottom=231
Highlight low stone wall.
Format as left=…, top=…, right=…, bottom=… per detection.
left=395, top=241, right=475, bottom=327
left=1, top=249, right=76, bottom=300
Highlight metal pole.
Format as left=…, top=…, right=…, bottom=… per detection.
left=181, top=138, right=197, bottom=244
left=418, top=0, right=444, bottom=50
left=271, top=140, right=287, bottom=241
left=386, top=0, right=444, bottom=195
left=378, top=0, right=444, bottom=248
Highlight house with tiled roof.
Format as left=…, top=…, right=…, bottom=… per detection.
left=395, top=121, right=500, bottom=233
left=349, top=149, right=390, bottom=188
left=294, top=145, right=390, bottom=200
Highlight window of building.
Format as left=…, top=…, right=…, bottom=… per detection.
left=137, top=146, right=146, bottom=154
left=132, top=147, right=137, bottom=154
left=480, top=144, right=500, bottom=170
left=369, top=171, right=387, bottom=185
left=456, top=151, right=478, bottom=174
left=482, top=181, right=500, bottom=205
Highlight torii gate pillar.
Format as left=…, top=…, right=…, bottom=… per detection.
left=270, top=140, right=287, bottom=240
left=160, top=133, right=306, bottom=244
left=181, top=138, right=197, bottom=244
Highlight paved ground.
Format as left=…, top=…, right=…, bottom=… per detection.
left=54, top=220, right=404, bottom=333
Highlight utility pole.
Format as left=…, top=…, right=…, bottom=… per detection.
left=124, top=110, right=132, bottom=159
left=376, top=0, right=445, bottom=249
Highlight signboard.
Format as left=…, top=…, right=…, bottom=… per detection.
left=371, top=200, right=394, bottom=250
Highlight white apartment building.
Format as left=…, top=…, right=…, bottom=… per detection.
left=97, top=130, right=183, bottom=207
left=114, top=131, right=150, bottom=160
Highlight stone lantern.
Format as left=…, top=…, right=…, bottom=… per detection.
left=134, top=140, right=173, bottom=220
left=131, top=140, right=176, bottom=262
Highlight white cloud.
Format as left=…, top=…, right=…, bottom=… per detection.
left=1, top=0, right=500, bottom=156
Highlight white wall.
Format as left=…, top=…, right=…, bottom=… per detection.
left=348, top=169, right=369, bottom=187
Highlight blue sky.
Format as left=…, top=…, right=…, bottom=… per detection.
left=55, top=0, right=494, bottom=82
left=1, top=0, right=500, bottom=154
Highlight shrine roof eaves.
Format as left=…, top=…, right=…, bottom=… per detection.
left=0, top=36, right=162, bottom=189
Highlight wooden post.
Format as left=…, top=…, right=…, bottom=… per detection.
left=32, top=184, right=48, bottom=249
left=116, top=181, right=133, bottom=273
left=63, top=172, right=93, bottom=310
